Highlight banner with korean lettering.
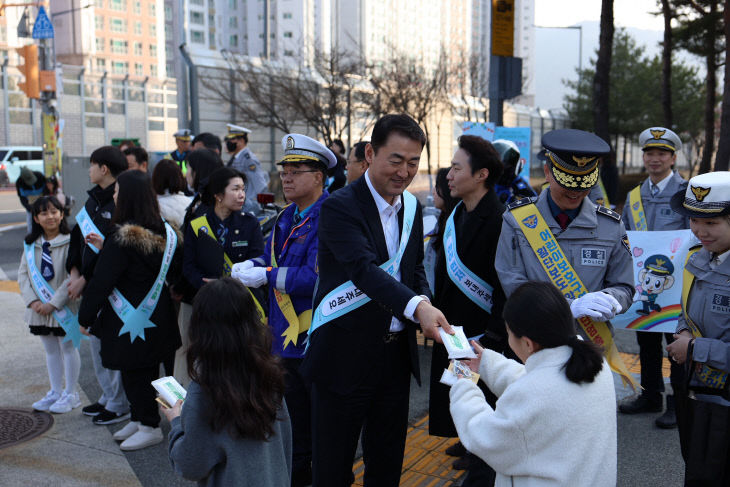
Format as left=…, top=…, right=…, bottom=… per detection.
left=462, top=122, right=496, bottom=142
left=611, top=229, right=696, bottom=333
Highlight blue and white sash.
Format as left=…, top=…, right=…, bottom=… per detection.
left=443, top=202, right=494, bottom=313
left=309, top=191, right=417, bottom=339
left=24, top=242, right=87, bottom=348
left=75, top=207, right=105, bottom=254
left=108, top=223, right=177, bottom=342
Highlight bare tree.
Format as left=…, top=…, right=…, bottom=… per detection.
left=201, top=46, right=365, bottom=147
left=365, top=48, right=452, bottom=174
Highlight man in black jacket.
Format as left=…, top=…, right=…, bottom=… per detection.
left=66, top=146, right=129, bottom=425
left=430, top=135, right=508, bottom=485
left=303, top=114, right=452, bottom=487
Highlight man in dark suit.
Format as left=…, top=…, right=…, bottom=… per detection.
left=303, top=114, right=453, bottom=487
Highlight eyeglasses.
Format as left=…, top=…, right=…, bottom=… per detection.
left=278, top=170, right=320, bottom=178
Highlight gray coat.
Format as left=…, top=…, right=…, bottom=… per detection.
left=230, top=147, right=269, bottom=214
left=621, top=171, right=689, bottom=231
left=495, top=191, right=634, bottom=311
left=677, top=248, right=730, bottom=406
left=168, top=381, right=292, bottom=487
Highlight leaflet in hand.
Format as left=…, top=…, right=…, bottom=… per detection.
left=439, top=325, right=477, bottom=359
left=152, top=376, right=187, bottom=408
left=440, top=360, right=480, bottom=386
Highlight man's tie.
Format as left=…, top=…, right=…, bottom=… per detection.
left=41, top=241, right=54, bottom=281
left=651, top=184, right=659, bottom=197
left=556, top=212, right=570, bottom=230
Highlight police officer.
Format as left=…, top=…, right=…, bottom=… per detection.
left=168, top=129, right=193, bottom=170
left=618, top=127, right=688, bottom=427
left=495, top=129, right=635, bottom=382
left=224, top=123, right=269, bottom=214
left=233, top=134, right=336, bottom=487
left=667, top=171, right=730, bottom=485
left=492, top=138, right=536, bottom=204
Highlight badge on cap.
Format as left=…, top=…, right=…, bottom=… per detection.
left=286, top=136, right=295, bottom=150
left=690, top=186, right=710, bottom=202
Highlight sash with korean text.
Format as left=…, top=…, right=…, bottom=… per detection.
left=24, top=242, right=87, bottom=348
left=308, top=191, right=417, bottom=340
left=628, top=186, right=648, bottom=232
left=511, top=203, right=638, bottom=389
left=443, top=202, right=494, bottom=313
left=75, top=207, right=105, bottom=253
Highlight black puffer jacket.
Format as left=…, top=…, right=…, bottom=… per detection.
left=79, top=223, right=182, bottom=370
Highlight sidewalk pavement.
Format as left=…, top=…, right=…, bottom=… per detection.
left=0, top=288, right=141, bottom=487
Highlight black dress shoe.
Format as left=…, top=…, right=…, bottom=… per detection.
left=452, top=455, right=472, bottom=470
left=618, top=394, right=662, bottom=414
left=445, top=441, right=466, bottom=457
left=655, top=395, right=677, bottom=429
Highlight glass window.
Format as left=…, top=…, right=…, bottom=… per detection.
left=111, top=61, right=128, bottom=74
left=110, top=18, right=126, bottom=32
left=95, top=15, right=104, bottom=30
left=110, top=39, right=128, bottom=54
left=283, top=31, right=292, bottom=38
left=149, top=44, right=157, bottom=57
left=150, top=64, right=158, bottom=77
left=134, top=42, right=142, bottom=56
left=149, top=23, right=156, bottom=36
left=86, top=115, right=104, bottom=128
left=95, top=58, right=106, bottom=71
left=135, top=63, right=143, bottom=76
left=134, top=22, right=142, bottom=35
left=283, top=13, right=292, bottom=19
left=190, top=0, right=204, bottom=4
left=228, top=0, right=238, bottom=8
left=190, top=11, right=204, bottom=24
left=149, top=120, right=164, bottom=131
left=133, top=1, right=141, bottom=14
left=95, top=38, right=105, bottom=52
left=229, top=17, right=238, bottom=28
left=190, top=30, right=204, bottom=43
left=166, top=63, right=174, bottom=77
left=149, top=2, right=156, bottom=16
left=230, top=34, right=238, bottom=47
left=164, top=5, right=173, bottom=21
left=110, top=0, right=125, bottom=11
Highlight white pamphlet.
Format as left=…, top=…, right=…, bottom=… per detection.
left=439, top=326, right=477, bottom=359
left=152, top=376, right=187, bottom=408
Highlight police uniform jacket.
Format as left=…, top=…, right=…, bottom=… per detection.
left=251, top=192, right=328, bottom=359
left=66, top=184, right=116, bottom=281
left=621, top=171, right=689, bottom=231
left=182, top=207, right=264, bottom=289
left=429, top=189, right=507, bottom=437
left=230, top=147, right=268, bottom=214
left=78, top=223, right=182, bottom=370
left=677, top=248, right=730, bottom=406
left=495, top=190, right=633, bottom=311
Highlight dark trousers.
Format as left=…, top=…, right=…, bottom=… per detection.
left=675, top=385, right=730, bottom=486
left=283, top=357, right=312, bottom=476
left=120, top=365, right=160, bottom=428
left=637, top=332, right=684, bottom=397
left=311, top=333, right=411, bottom=487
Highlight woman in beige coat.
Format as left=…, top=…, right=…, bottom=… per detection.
left=18, top=196, right=80, bottom=414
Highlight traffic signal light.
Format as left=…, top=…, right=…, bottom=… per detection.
left=17, top=44, right=39, bottom=99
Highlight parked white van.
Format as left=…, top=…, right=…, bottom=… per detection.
left=0, top=146, right=44, bottom=185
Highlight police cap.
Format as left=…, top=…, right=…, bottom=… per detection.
left=542, top=129, right=610, bottom=191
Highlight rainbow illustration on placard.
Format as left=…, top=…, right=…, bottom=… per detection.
left=624, top=304, right=683, bottom=331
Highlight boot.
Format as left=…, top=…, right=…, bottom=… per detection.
left=445, top=441, right=466, bottom=457
left=618, top=393, right=662, bottom=414
left=119, top=425, right=163, bottom=451
left=655, top=395, right=677, bottom=429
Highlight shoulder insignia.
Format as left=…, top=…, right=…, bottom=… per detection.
left=244, top=152, right=250, bottom=159
left=596, top=205, right=620, bottom=221
left=507, top=196, right=537, bottom=211
left=621, top=234, right=631, bottom=255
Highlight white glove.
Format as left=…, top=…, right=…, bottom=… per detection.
left=231, top=260, right=254, bottom=275
left=570, top=292, right=622, bottom=321
left=236, top=266, right=268, bottom=288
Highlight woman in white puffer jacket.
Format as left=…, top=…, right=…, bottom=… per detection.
left=449, top=281, right=617, bottom=487
left=152, top=159, right=192, bottom=230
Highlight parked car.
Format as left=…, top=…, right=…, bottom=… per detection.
left=0, top=146, right=44, bottom=185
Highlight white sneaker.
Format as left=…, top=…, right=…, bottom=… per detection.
left=113, top=421, right=140, bottom=441
left=49, top=392, right=81, bottom=414
left=119, top=425, right=163, bottom=451
left=32, top=390, right=61, bottom=412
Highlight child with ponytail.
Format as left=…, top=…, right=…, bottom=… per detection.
left=449, top=281, right=617, bottom=487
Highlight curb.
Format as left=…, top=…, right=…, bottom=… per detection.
left=0, top=223, right=25, bottom=233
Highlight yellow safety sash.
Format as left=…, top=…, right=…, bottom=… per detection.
left=681, top=247, right=728, bottom=389
left=270, top=212, right=312, bottom=348
left=628, top=186, right=648, bottom=231
left=597, top=178, right=610, bottom=208
left=190, top=215, right=266, bottom=322
left=511, top=203, right=638, bottom=389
